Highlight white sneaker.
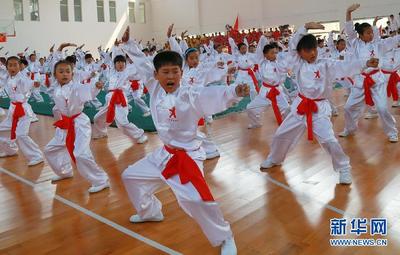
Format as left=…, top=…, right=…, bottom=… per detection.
left=247, top=123, right=262, bottom=129
left=129, top=212, right=164, bottom=223
left=389, top=134, right=399, bottom=143
left=339, top=170, right=352, bottom=185
left=392, top=101, right=400, bottom=108
left=92, top=134, right=108, bottom=140
left=0, top=152, right=17, bottom=158
left=88, top=181, right=110, bottom=193
left=364, top=112, right=378, bottom=119
left=136, top=134, right=148, bottom=144
left=221, top=236, right=237, bottom=255
left=28, top=158, right=44, bottom=166
left=260, top=158, right=280, bottom=169
left=338, top=130, right=353, bottom=138
left=142, top=111, right=151, bottom=117
left=51, top=173, right=73, bottom=182
left=206, top=150, right=220, bottom=160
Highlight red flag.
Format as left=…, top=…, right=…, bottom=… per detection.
left=0, top=33, right=7, bottom=43
left=233, top=15, right=239, bottom=31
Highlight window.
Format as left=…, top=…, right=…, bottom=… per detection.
left=29, top=0, right=40, bottom=21
left=128, top=1, right=135, bottom=23
left=97, top=0, right=105, bottom=22
left=109, top=1, right=116, bottom=22
left=138, top=3, right=146, bottom=24
left=13, top=0, right=24, bottom=21
left=60, top=0, right=68, bottom=22
left=74, top=0, right=82, bottom=22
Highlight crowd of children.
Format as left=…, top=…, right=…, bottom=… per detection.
left=0, top=3, right=400, bottom=254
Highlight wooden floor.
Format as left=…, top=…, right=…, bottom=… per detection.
left=1, top=89, right=400, bottom=255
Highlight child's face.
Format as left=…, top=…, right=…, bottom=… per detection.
left=114, top=61, right=126, bottom=72
left=55, top=63, right=73, bottom=85
left=85, top=58, right=93, bottom=64
left=264, top=48, right=278, bottom=61
left=249, top=46, right=256, bottom=53
left=154, top=64, right=182, bottom=93
left=186, top=51, right=200, bottom=68
left=216, top=45, right=223, bottom=54
left=337, top=41, right=346, bottom=52
left=299, top=48, right=318, bottom=63
left=39, top=58, right=44, bottom=65
left=318, top=42, right=324, bottom=48
left=30, top=55, right=36, bottom=62
left=360, top=27, right=374, bottom=43
left=20, top=63, right=26, bottom=70
left=6, top=59, right=21, bottom=76
left=239, top=45, right=247, bottom=54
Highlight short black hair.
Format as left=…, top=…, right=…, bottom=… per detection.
left=296, top=34, right=317, bottom=52
left=113, top=55, right=126, bottom=65
left=65, top=55, right=77, bottom=64
left=237, top=42, right=246, bottom=50
left=336, top=38, right=345, bottom=45
left=20, top=58, right=28, bottom=66
left=29, top=53, right=36, bottom=58
left=54, top=60, right=74, bottom=74
left=263, top=43, right=276, bottom=54
left=6, top=56, right=21, bottom=66
left=153, top=51, right=182, bottom=71
left=84, top=53, right=93, bottom=60
left=0, top=57, right=7, bottom=65
left=354, top=22, right=372, bottom=35
left=142, top=48, right=149, bottom=53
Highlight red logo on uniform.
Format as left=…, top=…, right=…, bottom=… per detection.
left=169, top=107, right=177, bottom=119
left=189, top=77, right=195, bottom=85
left=314, top=70, right=321, bottom=79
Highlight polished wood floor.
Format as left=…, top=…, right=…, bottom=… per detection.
left=1, top=89, right=400, bottom=255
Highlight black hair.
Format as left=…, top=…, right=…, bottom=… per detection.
left=142, top=48, right=149, bottom=53
left=237, top=42, right=246, bottom=50
left=354, top=22, right=372, bottom=35
left=65, top=55, right=77, bottom=64
left=6, top=56, right=21, bottom=66
left=184, top=48, right=199, bottom=60
left=263, top=43, right=276, bottom=54
left=153, top=51, right=182, bottom=71
left=84, top=53, right=93, bottom=60
left=54, top=60, right=74, bottom=74
left=317, top=38, right=324, bottom=44
left=296, top=34, right=317, bottom=52
left=336, top=38, right=345, bottom=45
left=29, top=53, right=36, bottom=58
left=113, top=55, right=126, bottom=65
left=20, top=59, right=28, bottom=66
left=0, top=57, right=6, bottom=65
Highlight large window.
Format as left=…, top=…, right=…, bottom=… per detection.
left=13, top=0, right=24, bottom=21
left=109, top=0, right=116, bottom=22
left=138, top=3, right=146, bottom=24
left=60, top=0, right=68, bottom=22
left=29, top=0, right=40, bottom=21
left=128, top=1, right=135, bottom=23
left=97, top=0, right=105, bottom=22
left=74, top=0, right=82, bottom=22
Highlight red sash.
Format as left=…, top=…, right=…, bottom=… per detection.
left=382, top=69, right=400, bottom=101
left=53, top=113, right=81, bottom=163
left=106, top=89, right=127, bottom=123
left=263, top=82, right=283, bottom=125
left=361, top=70, right=380, bottom=106
left=239, top=68, right=260, bottom=93
left=162, top=145, right=214, bottom=201
left=11, top=102, right=25, bottom=140
left=297, top=94, right=325, bottom=141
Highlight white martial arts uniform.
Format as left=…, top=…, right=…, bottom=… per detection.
left=342, top=21, right=400, bottom=138
left=44, top=80, right=109, bottom=186
left=380, top=47, right=400, bottom=105
left=121, top=45, right=236, bottom=247
left=92, top=62, right=145, bottom=140
left=0, top=72, right=43, bottom=162
left=265, top=26, right=368, bottom=173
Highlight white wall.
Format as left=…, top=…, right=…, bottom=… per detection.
left=1, top=0, right=153, bottom=57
